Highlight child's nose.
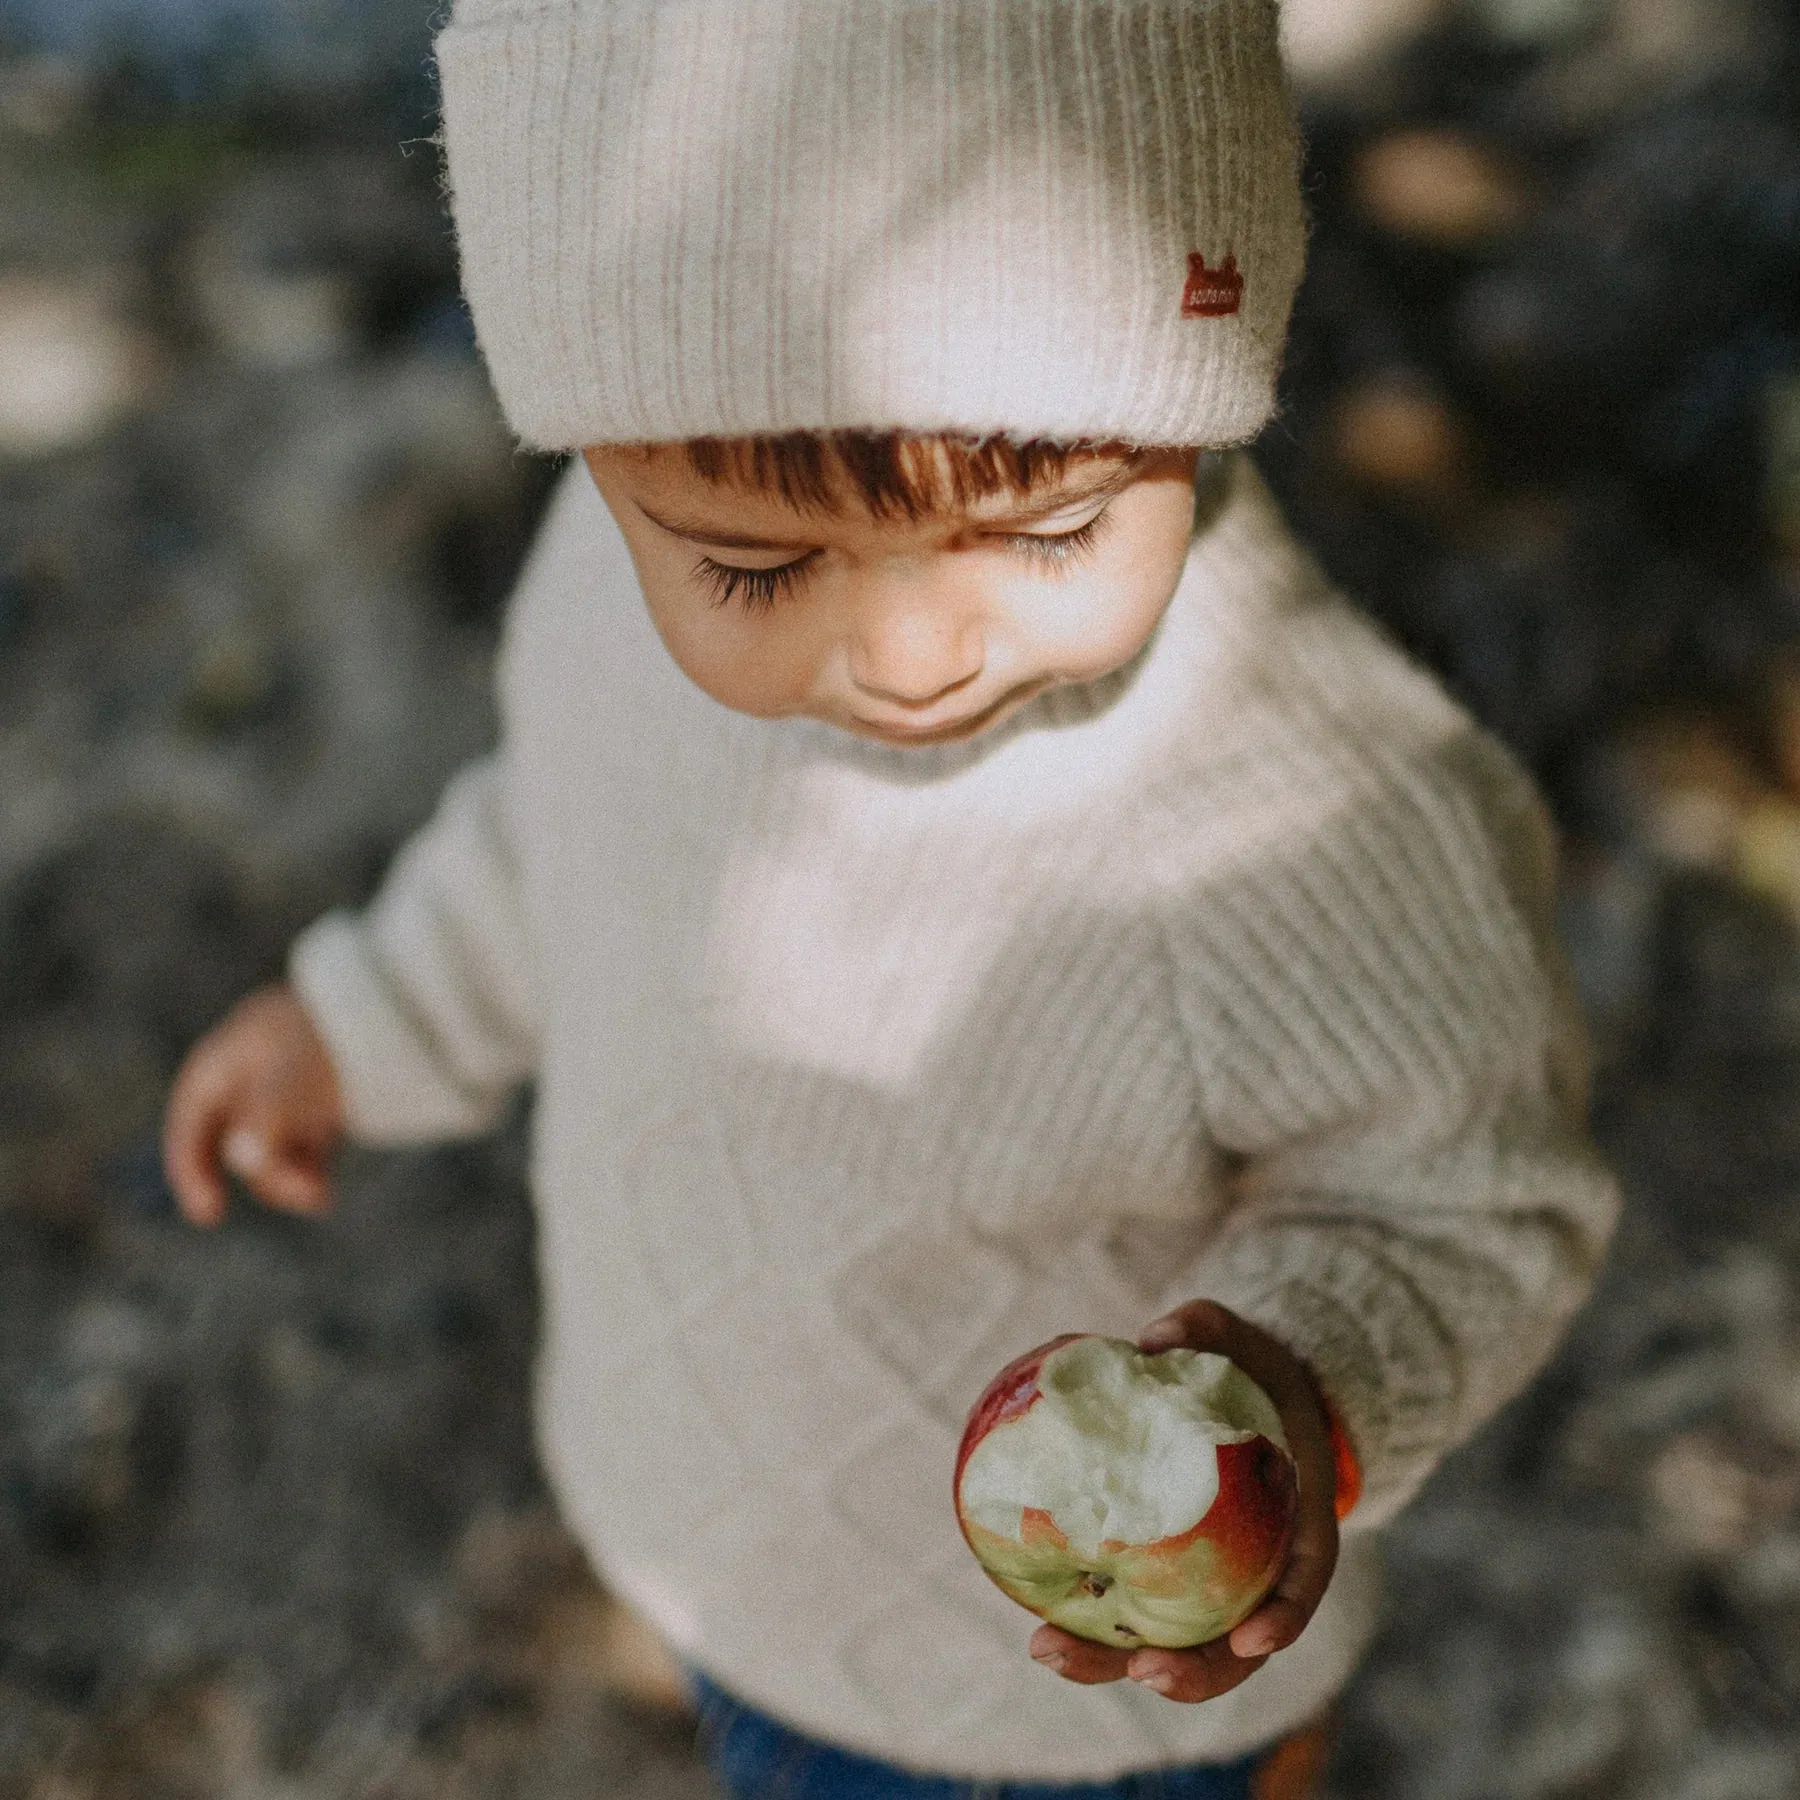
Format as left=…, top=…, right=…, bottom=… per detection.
left=848, top=598, right=986, bottom=706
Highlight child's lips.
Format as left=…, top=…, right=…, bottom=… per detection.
left=851, top=681, right=1049, bottom=745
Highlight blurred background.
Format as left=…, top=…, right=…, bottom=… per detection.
left=0, top=0, right=1798, bottom=1794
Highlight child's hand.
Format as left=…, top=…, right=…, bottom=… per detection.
left=162, top=983, right=345, bottom=1228
left=1028, top=1300, right=1340, bottom=1705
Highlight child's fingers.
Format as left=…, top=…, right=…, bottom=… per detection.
left=1227, top=1593, right=1311, bottom=1662
left=164, top=985, right=343, bottom=1228
left=1224, top=1438, right=1338, bottom=1663
left=163, top=1050, right=237, bottom=1228
left=166, top=1125, right=229, bottom=1228
left=1028, top=1624, right=1133, bottom=1685
left=223, top=1127, right=333, bottom=1216
left=1125, top=1636, right=1268, bottom=1705
left=1028, top=1620, right=1269, bottom=1704
left=1136, top=1298, right=1226, bottom=1354
left=1228, top=1498, right=1338, bottom=1660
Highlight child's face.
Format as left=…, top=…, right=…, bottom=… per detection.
left=583, top=442, right=1202, bottom=748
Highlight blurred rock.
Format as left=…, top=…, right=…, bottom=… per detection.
left=1606, top=0, right=1774, bottom=84
left=1329, top=375, right=1471, bottom=503
left=1610, top=713, right=1765, bottom=871
left=0, top=280, right=162, bottom=460
left=0, top=0, right=441, bottom=105
left=1769, top=372, right=1800, bottom=559
left=1557, top=841, right=1663, bottom=1055
left=1734, top=1532, right=1800, bottom=1606
left=1766, top=652, right=1800, bottom=797
left=1734, top=798, right=1800, bottom=927
left=181, top=623, right=277, bottom=737
left=5, top=1297, right=172, bottom=1556
left=1281, top=0, right=1447, bottom=90
left=1651, top=1434, right=1779, bottom=1557
left=188, top=231, right=356, bottom=372
left=1352, top=128, right=1534, bottom=248
left=1470, top=0, right=1604, bottom=44
left=0, top=54, right=88, bottom=139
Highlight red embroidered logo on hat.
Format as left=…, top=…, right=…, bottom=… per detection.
left=1182, top=253, right=1244, bottom=318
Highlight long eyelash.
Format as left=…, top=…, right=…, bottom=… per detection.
left=696, top=553, right=818, bottom=613
left=1009, top=509, right=1113, bottom=569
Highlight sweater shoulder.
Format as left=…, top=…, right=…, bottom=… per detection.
left=1142, top=709, right=1573, bottom=1154
left=1145, top=468, right=1550, bottom=914
left=1138, top=479, right=1570, bottom=1123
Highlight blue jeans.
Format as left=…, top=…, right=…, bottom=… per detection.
left=690, top=1672, right=1264, bottom=1800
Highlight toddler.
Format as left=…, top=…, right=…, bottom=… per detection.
left=163, top=2, right=1619, bottom=1796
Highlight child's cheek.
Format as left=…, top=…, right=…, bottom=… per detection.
left=650, top=593, right=822, bottom=720
left=1022, top=562, right=1181, bottom=683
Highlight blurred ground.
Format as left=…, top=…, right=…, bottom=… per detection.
left=1, top=2, right=1799, bottom=1796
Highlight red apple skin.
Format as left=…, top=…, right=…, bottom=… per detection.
left=953, top=1335, right=1298, bottom=1650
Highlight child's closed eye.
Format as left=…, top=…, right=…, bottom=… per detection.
left=1003, top=509, right=1113, bottom=571
left=697, top=551, right=821, bottom=612
left=696, top=506, right=1113, bottom=614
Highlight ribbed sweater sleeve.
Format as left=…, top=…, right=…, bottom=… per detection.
left=1162, top=724, right=1618, bottom=1528
left=288, top=753, right=541, bottom=1143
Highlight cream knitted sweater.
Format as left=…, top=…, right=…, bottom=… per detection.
left=291, top=457, right=1618, bottom=1776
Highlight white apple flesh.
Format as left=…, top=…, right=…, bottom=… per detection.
left=954, top=1335, right=1298, bottom=1650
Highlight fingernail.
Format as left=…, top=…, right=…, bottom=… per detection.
left=223, top=1130, right=268, bottom=1176
left=1134, top=1672, right=1173, bottom=1695
left=1033, top=1652, right=1067, bottom=1673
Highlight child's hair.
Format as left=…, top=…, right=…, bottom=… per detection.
left=680, top=432, right=1126, bottom=522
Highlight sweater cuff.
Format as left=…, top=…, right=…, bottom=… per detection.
left=1190, top=1269, right=1414, bottom=1531
left=289, top=911, right=510, bottom=1145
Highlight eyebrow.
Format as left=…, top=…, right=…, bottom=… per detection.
left=633, top=468, right=1137, bottom=551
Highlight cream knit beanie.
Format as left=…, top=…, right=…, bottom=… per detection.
left=436, top=0, right=1306, bottom=450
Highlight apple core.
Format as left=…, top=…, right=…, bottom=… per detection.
left=954, top=1336, right=1299, bottom=1650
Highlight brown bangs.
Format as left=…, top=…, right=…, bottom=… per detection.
left=681, top=431, right=1124, bottom=520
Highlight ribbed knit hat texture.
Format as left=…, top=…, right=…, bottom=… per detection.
left=437, top=0, right=1306, bottom=450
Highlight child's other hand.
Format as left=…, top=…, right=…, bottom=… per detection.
left=1027, top=1300, right=1340, bottom=1705
left=163, top=983, right=344, bottom=1228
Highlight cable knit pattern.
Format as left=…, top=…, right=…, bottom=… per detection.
left=289, top=456, right=1617, bottom=1776
left=435, top=0, right=1306, bottom=449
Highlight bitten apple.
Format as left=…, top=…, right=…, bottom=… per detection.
left=954, top=1335, right=1298, bottom=1650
